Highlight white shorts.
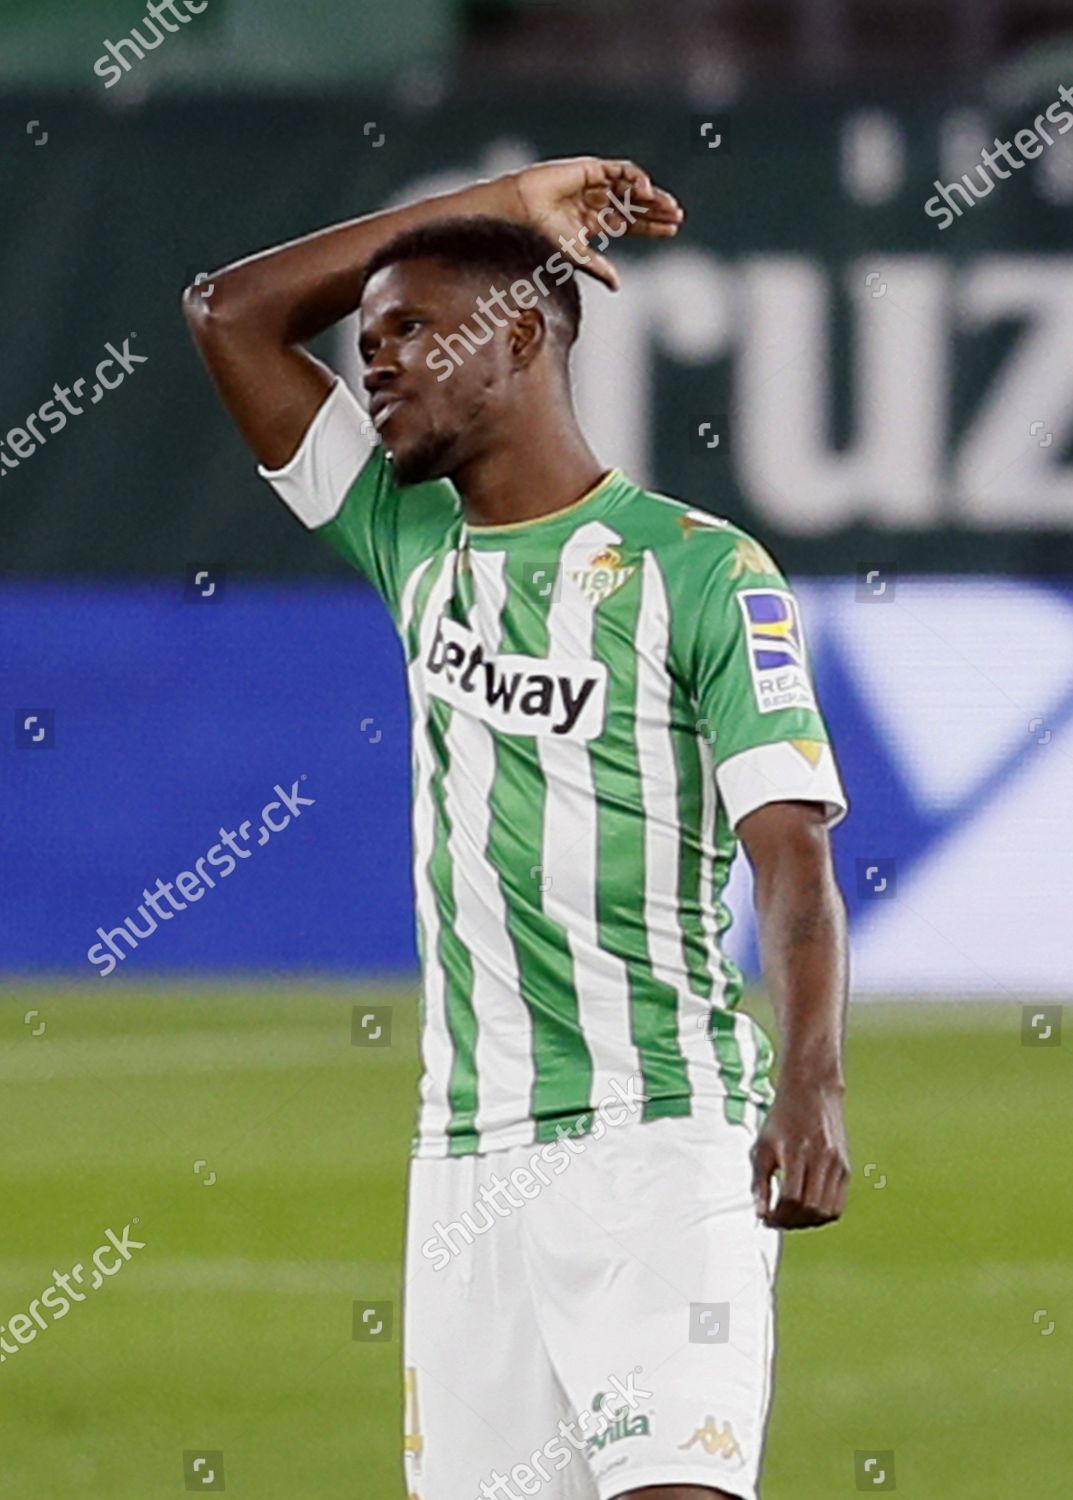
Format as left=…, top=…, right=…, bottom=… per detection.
left=403, top=1107, right=781, bottom=1500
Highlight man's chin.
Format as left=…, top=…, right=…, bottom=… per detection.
left=386, top=434, right=454, bottom=488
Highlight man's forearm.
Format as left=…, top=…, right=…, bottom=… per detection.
left=753, top=827, right=848, bottom=1086
left=182, top=172, right=526, bottom=466
left=189, top=174, right=525, bottom=342
left=741, top=802, right=851, bottom=1229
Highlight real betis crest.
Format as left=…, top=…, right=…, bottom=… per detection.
left=569, top=545, right=637, bottom=605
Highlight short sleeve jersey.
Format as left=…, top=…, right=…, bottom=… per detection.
left=262, top=379, right=848, bottom=1156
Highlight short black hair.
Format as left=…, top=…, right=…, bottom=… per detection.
left=361, top=215, right=583, bottom=352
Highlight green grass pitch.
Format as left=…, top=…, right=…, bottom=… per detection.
left=0, top=981, right=1069, bottom=1497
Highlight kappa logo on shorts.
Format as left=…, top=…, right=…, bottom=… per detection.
left=679, top=1415, right=744, bottom=1462
left=423, top=614, right=607, bottom=740
left=737, top=588, right=818, bottom=716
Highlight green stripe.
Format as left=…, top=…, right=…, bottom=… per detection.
left=590, top=567, right=691, bottom=1119
left=403, top=557, right=444, bottom=664
left=414, top=559, right=481, bottom=1153
left=490, top=546, right=593, bottom=1127
left=424, top=696, right=480, bottom=1154
left=712, top=1013, right=748, bottom=1126
left=750, top=1018, right=776, bottom=1110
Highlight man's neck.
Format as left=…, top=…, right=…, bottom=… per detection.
left=452, top=421, right=606, bottom=529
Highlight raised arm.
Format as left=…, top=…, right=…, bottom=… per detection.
left=180, top=175, right=529, bottom=469
left=739, top=800, right=851, bottom=1231
left=181, top=156, right=683, bottom=469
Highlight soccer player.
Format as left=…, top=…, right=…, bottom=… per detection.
left=184, top=155, right=850, bottom=1500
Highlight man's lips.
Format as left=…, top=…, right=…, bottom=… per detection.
left=372, top=396, right=407, bottom=432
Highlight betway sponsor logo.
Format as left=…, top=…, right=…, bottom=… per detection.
left=423, top=615, right=606, bottom=740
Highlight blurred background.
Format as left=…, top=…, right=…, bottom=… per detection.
left=1, top=1, right=1070, bottom=1496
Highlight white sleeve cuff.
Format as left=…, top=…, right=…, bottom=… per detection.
left=716, top=740, right=848, bottom=831
left=257, top=378, right=374, bottom=529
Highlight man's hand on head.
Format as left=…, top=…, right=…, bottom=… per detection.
left=507, top=156, right=684, bottom=290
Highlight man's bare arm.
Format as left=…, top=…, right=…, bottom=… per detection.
left=180, top=175, right=528, bottom=469
left=738, top=799, right=850, bottom=1231
left=181, top=156, right=683, bottom=469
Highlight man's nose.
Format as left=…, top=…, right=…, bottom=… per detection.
left=363, top=361, right=398, bottom=394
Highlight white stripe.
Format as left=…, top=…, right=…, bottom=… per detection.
left=444, top=549, right=536, bottom=1149
left=541, top=522, right=643, bottom=1106
left=699, top=736, right=769, bottom=1124
left=634, top=552, right=720, bottom=1102
left=406, top=555, right=457, bottom=1154
left=698, top=735, right=731, bottom=1003
left=696, top=734, right=736, bottom=1108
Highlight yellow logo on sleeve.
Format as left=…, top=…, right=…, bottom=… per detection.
left=730, top=537, right=778, bottom=578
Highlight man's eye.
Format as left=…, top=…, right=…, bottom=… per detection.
left=400, top=319, right=424, bottom=335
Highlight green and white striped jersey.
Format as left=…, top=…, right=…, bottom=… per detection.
left=262, top=380, right=847, bottom=1157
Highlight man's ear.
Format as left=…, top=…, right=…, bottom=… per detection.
left=508, top=307, right=547, bottom=368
